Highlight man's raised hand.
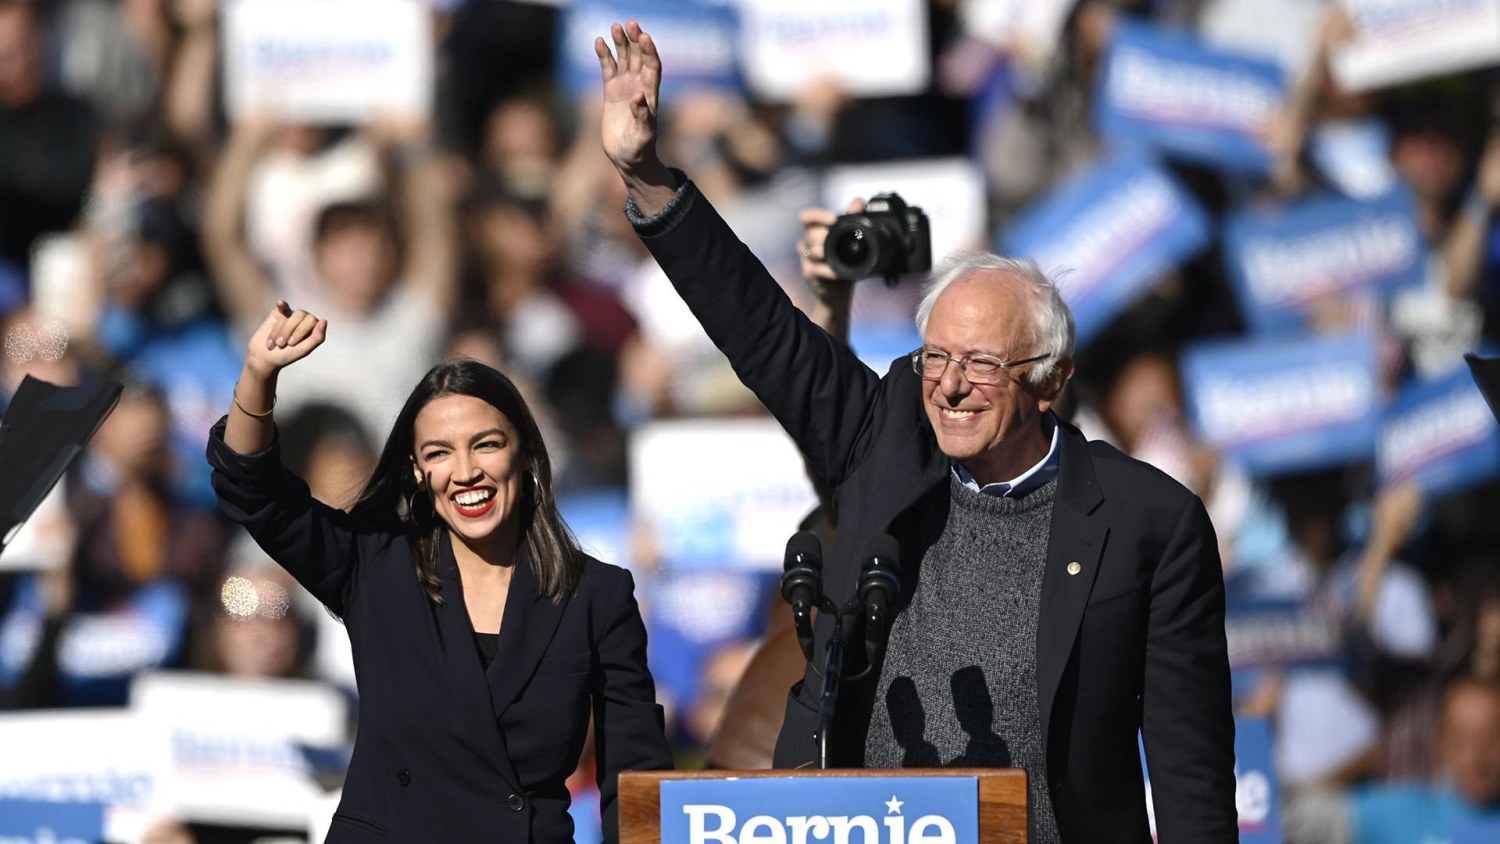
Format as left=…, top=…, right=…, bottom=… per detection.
left=596, top=20, right=667, bottom=178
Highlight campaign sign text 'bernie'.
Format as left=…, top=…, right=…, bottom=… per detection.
left=1224, top=189, right=1425, bottom=334
left=1096, top=21, right=1286, bottom=175
left=560, top=0, right=741, bottom=101
left=1002, top=154, right=1210, bottom=347
left=1182, top=332, right=1380, bottom=476
left=1378, top=368, right=1500, bottom=498
left=660, top=776, right=978, bottom=844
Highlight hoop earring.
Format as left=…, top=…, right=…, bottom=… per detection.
left=406, top=488, right=433, bottom=525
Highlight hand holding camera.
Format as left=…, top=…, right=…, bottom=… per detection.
left=819, top=193, right=932, bottom=286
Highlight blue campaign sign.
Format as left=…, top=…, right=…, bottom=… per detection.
left=1181, top=332, right=1380, bottom=476
left=0, top=800, right=106, bottom=843
left=1454, top=815, right=1500, bottom=844
left=1001, top=153, right=1210, bottom=346
left=1378, top=368, right=1500, bottom=498
left=559, top=0, right=741, bottom=101
left=1224, top=189, right=1426, bottom=334
left=1095, top=21, right=1286, bottom=175
left=1141, top=719, right=1280, bottom=843
left=1223, top=567, right=1345, bottom=672
left=661, top=776, right=978, bottom=844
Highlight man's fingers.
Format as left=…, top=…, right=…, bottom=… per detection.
left=594, top=36, right=617, bottom=80
left=845, top=197, right=866, bottom=214
left=625, top=20, right=642, bottom=74
left=611, top=23, right=628, bottom=67
left=639, top=30, right=660, bottom=113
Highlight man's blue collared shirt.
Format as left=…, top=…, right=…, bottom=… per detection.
left=951, top=415, right=1061, bottom=498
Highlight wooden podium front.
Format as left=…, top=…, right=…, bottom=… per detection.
left=620, top=768, right=1027, bottom=843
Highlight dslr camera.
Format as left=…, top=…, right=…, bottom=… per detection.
left=822, top=192, right=932, bottom=285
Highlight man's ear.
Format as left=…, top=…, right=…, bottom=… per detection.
left=1039, top=358, right=1076, bottom=409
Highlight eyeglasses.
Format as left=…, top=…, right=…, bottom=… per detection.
left=909, top=348, right=1050, bottom=385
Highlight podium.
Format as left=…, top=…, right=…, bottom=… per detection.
left=620, top=768, right=1027, bottom=843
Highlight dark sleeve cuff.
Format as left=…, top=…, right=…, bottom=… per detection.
left=205, top=415, right=283, bottom=484
left=624, top=168, right=695, bottom=238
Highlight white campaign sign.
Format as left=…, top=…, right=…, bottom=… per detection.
left=630, top=418, right=818, bottom=570
left=737, top=0, right=930, bottom=102
left=224, top=0, right=433, bottom=122
left=1333, top=0, right=1500, bottom=92
left=0, top=710, right=171, bottom=842
left=959, top=0, right=1075, bottom=81
left=821, top=157, right=988, bottom=269
left=130, top=671, right=347, bottom=830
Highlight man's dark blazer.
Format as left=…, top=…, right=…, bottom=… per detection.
left=207, top=420, right=672, bottom=843
left=632, top=179, right=1238, bottom=843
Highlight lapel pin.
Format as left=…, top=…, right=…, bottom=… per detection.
left=1066, top=561, right=1082, bottom=576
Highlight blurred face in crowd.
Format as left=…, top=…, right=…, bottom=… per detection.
left=1394, top=126, right=1464, bottom=205
left=1441, top=680, right=1500, bottom=806
left=1, top=308, right=78, bottom=395
left=921, top=272, right=1063, bottom=485
left=92, top=389, right=171, bottom=482
left=484, top=99, right=558, bottom=182
left=315, top=215, right=397, bottom=312
left=304, top=434, right=377, bottom=511
left=476, top=203, right=559, bottom=280
left=1105, top=353, right=1181, bottom=451
left=0, top=3, right=42, bottom=108
left=214, top=567, right=302, bottom=679
left=411, top=394, right=525, bottom=555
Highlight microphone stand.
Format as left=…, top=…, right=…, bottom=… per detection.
left=813, top=595, right=846, bottom=770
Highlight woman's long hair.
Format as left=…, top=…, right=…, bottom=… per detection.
left=350, top=360, right=581, bottom=604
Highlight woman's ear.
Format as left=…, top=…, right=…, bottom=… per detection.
left=411, top=459, right=423, bottom=488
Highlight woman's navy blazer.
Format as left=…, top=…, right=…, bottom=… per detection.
left=207, top=419, right=672, bottom=842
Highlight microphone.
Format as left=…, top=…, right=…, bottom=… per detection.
left=858, top=534, right=902, bottom=671
left=780, top=531, right=823, bottom=662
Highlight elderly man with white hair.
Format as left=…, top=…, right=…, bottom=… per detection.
left=596, top=20, right=1237, bottom=844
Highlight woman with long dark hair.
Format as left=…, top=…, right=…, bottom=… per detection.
left=207, top=301, right=671, bottom=842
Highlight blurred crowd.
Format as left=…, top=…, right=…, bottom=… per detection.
left=3, top=0, right=1500, bottom=842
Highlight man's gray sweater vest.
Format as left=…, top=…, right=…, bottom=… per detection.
left=864, top=475, right=1061, bottom=844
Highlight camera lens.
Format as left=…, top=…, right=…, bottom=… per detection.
left=824, top=218, right=884, bottom=280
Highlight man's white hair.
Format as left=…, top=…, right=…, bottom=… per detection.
left=913, top=252, right=1075, bottom=388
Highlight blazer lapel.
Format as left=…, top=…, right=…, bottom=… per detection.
left=1035, top=426, right=1108, bottom=747
left=432, top=535, right=520, bottom=789
left=485, top=544, right=569, bottom=722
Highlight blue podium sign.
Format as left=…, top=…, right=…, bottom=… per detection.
left=0, top=800, right=105, bottom=844
left=1096, top=21, right=1285, bottom=175
left=1181, top=332, right=1380, bottom=475
left=661, top=776, right=979, bottom=844
left=1002, top=153, right=1210, bottom=346
left=1378, top=369, right=1500, bottom=497
left=1224, top=189, right=1425, bottom=334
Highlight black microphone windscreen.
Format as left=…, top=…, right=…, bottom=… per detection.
left=784, top=530, right=823, bottom=571
left=862, top=534, right=900, bottom=572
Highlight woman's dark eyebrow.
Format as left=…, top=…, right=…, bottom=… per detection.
left=470, top=428, right=508, bottom=444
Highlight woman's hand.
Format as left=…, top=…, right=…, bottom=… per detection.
left=244, top=300, right=327, bottom=379
left=595, top=20, right=664, bottom=177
